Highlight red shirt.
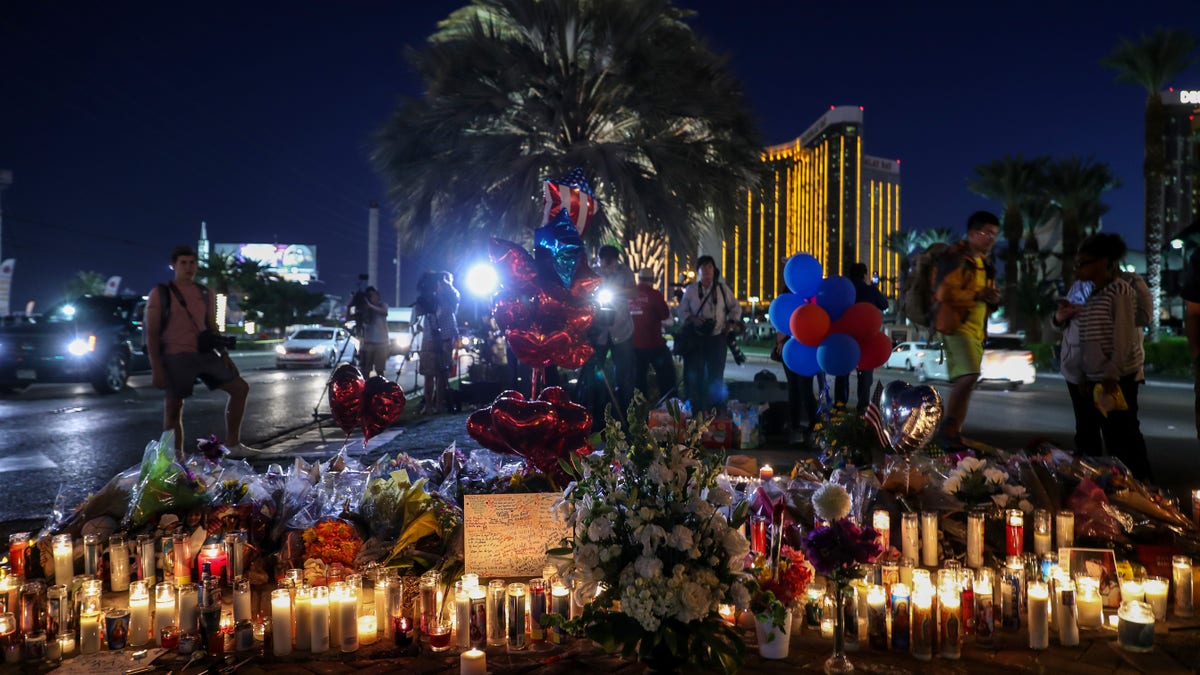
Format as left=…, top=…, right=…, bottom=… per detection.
left=629, top=283, right=670, bottom=349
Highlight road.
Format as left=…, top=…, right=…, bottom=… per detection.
left=0, top=351, right=1196, bottom=537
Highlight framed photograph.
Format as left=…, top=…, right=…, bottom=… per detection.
left=1060, top=547, right=1121, bottom=608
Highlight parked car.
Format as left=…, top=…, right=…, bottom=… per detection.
left=0, top=295, right=150, bottom=394
left=275, top=327, right=358, bottom=369
left=386, top=307, right=414, bottom=356
left=885, top=341, right=935, bottom=371
left=916, top=334, right=1036, bottom=389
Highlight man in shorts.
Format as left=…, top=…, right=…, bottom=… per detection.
left=931, top=212, right=1002, bottom=446
left=145, top=245, right=270, bottom=458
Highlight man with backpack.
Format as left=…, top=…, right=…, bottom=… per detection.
left=929, top=212, right=1002, bottom=447
left=145, top=245, right=269, bottom=458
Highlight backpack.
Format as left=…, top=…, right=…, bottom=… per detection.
left=901, top=243, right=949, bottom=330
left=157, top=282, right=212, bottom=337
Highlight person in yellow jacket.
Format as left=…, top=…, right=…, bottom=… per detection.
left=931, top=211, right=1001, bottom=446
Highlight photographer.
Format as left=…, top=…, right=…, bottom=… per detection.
left=581, top=245, right=636, bottom=424
left=678, top=255, right=741, bottom=413
left=356, top=287, right=389, bottom=377
left=145, top=245, right=270, bottom=458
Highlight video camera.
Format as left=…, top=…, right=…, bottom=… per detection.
left=725, top=320, right=747, bottom=366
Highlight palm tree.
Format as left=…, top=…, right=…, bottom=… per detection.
left=885, top=229, right=925, bottom=325
left=918, top=228, right=959, bottom=247
left=1043, top=157, right=1120, bottom=288
left=1102, top=29, right=1199, bottom=340
left=372, top=0, right=762, bottom=258
left=968, top=155, right=1049, bottom=329
left=63, top=271, right=106, bottom=298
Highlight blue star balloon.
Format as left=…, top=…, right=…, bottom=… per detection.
left=534, top=210, right=585, bottom=288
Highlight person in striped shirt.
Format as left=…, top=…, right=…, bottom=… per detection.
left=1063, top=233, right=1152, bottom=481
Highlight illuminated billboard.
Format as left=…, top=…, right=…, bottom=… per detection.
left=213, top=243, right=318, bottom=283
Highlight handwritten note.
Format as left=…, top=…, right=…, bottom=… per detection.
left=463, top=493, right=570, bottom=578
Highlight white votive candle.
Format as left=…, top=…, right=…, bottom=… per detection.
left=1076, top=578, right=1103, bottom=629
left=1120, top=579, right=1144, bottom=604
left=79, top=611, right=101, bottom=654
left=461, top=647, right=487, bottom=675
left=294, top=586, right=313, bottom=651
left=1173, top=556, right=1194, bottom=618
left=129, top=580, right=151, bottom=647
left=1057, top=579, right=1079, bottom=646
left=153, top=582, right=176, bottom=646
left=873, top=509, right=891, bottom=554
left=310, top=586, right=330, bottom=654
left=920, top=511, right=938, bottom=567
left=358, top=613, right=377, bottom=646
left=1055, top=510, right=1074, bottom=549
left=336, top=584, right=358, bottom=653
left=271, top=588, right=293, bottom=656
left=1142, top=577, right=1168, bottom=621
left=1028, top=581, right=1049, bottom=649
left=901, top=513, right=919, bottom=564
left=52, top=534, right=74, bottom=584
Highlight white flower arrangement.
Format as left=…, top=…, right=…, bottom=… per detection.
left=812, top=483, right=852, bottom=521
left=551, top=397, right=750, bottom=673
left=942, top=455, right=1033, bottom=512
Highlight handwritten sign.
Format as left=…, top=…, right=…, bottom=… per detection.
left=463, top=493, right=570, bottom=578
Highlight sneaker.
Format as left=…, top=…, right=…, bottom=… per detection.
left=225, top=443, right=283, bottom=459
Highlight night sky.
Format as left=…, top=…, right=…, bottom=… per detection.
left=1, top=0, right=1198, bottom=311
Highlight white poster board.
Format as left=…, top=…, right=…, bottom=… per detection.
left=463, top=493, right=569, bottom=578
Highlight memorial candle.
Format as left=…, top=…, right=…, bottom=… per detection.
left=939, top=586, right=962, bottom=659
left=224, top=532, right=247, bottom=582
left=890, top=583, right=910, bottom=651
left=486, top=580, right=506, bottom=647
left=128, top=581, right=150, bottom=647
left=196, top=544, right=228, bottom=586
left=866, top=585, right=887, bottom=650
left=52, top=534, right=73, bottom=584
left=78, top=610, right=101, bottom=654
left=1032, top=509, right=1051, bottom=556
left=335, top=583, right=358, bottom=653
left=959, top=569, right=975, bottom=635
left=469, top=584, right=487, bottom=649
left=873, top=510, right=891, bottom=555
left=177, top=583, right=199, bottom=634
left=153, top=582, right=176, bottom=646
left=1005, top=510, right=1024, bottom=557
left=1027, top=581, right=1049, bottom=649
left=975, top=574, right=995, bottom=647
left=528, top=578, right=547, bottom=645
left=461, top=647, right=486, bottom=675
left=758, top=464, right=774, bottom=481
left=271, top=588, right=292, bottom=656
left=137, top=534, right=156, bottom=584
left=20, top=581, right=44, bottom=635
left=419, top=573, right=439, bottom=638
left=1120, top=579, right=1144, bottom=604
left=358, top=613, right=377, bottom=646
left=920, top=512, right=939, bottom=567
left=1001, top=556, right=1023, bottom=630
left=1116, top=600, right=1155, bottom=652
left=294, top=586, right=312, bottom=651
left=0, top=613, right=16, bottom=664
left=1075, top=577, right=1102, bottom=629
left=1173, top=556, right=1193, bottom=618
left=108, top=534, right=130, bottom=592
left=374, top=576, right=392, bottom=640
left=911, top=586, right=933, bottom=661
left=966, top=509, right=985, bottom=569
left=1055, top=510, right=1075, bottom=549
left=455, top=580, right=471, bottom=648
left=1057, top=579, right=1079, bottom=646
left=1143, top=577, right=1168, bottom=621
left=310, top=586, right=329, bottom=654
left=506, top=583, right=527, bottom=651
left=901, top=513, right=919, bottom=564
left=233, top=578, right=251, bottom=623
left=7, top=534, right=28, bottom=579
left=749, top=516, right=768, bottom=557
left=172, top=533, right=190, bottom=585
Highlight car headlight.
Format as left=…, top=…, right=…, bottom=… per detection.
left=68, top=335, right=96, bottom=356
left=394, top=334, right=412, bottom=349
left=275, top=345, right=287, bottom=355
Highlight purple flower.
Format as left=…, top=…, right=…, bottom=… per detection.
left=801, top=518, right=883, bottom=578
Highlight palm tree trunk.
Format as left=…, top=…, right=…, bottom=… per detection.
left=1144, top=96, right=1167, bottom=342
left=1002, top=209, right=1023, bottom=331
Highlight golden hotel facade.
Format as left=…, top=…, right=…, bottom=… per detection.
left=699, top=106, right=902, bottom=304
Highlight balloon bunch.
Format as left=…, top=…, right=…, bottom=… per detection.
left=328, top=364, right=407, bottom=447
left=467, top=386, right=592, bottom=481
left=489, top=169, right=602, bottom=381
left=768, top=253, right=893, bottom=377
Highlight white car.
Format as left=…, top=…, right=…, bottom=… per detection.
left=885, top=341, right=936, bottom=371
left=275, top=327, right=359, bottom=369
left=916, top=334, right=1036, bottom=389
left=387, top=307, right=415, bottom=356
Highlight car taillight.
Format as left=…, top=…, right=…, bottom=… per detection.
left=916, top=351, right=925, bottom=358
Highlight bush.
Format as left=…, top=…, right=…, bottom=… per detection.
left=1144, top=337, right=1192, bottom=377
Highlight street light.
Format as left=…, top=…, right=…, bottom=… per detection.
left=748, top=296, right=759, bottom=325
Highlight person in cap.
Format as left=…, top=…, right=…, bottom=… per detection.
left=629, top=267, right=676, bottom=403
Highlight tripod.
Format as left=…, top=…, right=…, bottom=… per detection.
left=310, top=283, right=369, bottom=442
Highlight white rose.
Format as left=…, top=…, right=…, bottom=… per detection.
left=666, top=524, right=695, bottom=552
left=676, top=582, right=712, bottom=623
left=983, top=468, right=1006, bottom=485
left=634, top=555, right=663, bottom=579
left=588, top=516, right=614, bottom=542
left=575, top=543, right=600, bottom=571
left=731, top=582, right=751, bottom=611
left=943, top=475, right=962, bottom=495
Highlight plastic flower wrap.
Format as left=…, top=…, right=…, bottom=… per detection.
left=124, top=432, right=213, bottom=527
left=359, top=466, right=431, bottom=540
left=552, top=396, right=749, bottom=674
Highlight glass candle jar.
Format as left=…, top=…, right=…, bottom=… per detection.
left=1116, top=601, right=1155, bottom=652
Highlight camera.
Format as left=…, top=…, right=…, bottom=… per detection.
left=198, top=329, right=237, bottom=353
left=726, top=332, right=746, bottom=365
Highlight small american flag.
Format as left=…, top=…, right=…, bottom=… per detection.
left=864, top=381, right=889, bottom=450
left=543, top=168, right=598, bottom=234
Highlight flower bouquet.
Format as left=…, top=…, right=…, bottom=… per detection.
left=747, top=545, right=812, bottom=635
left=552, top=397, right=751, bottom=674
left=802, top=483, right=883, bottom=674
left=813, top=403, right=882, bottom=468
left=301, top=518, right=363, bottom=567
left=941, top=455, right=1033, bottom=512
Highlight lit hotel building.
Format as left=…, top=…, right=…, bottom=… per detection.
left=1161, top=88, right=1200, bottom=238
left=678, top=106, right=901, bottom=303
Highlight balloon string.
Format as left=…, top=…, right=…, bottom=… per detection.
left=531, top=366, right=544, bottom=399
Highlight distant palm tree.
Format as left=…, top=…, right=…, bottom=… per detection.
left=1102, top=28, right=1199, bottom=340
left=1043, top=157, right=1119, bottom=288
left=918, top=228, right=959, bottom=247
left=968, top=155, right=1049, bottom=329
left=885, top=229, right=925, bottom=325
left=1020, top=199, right=1058, bottom=282
left=64, top=271, right=106, bottom=299
left=372, top=0, right=762, bottom=258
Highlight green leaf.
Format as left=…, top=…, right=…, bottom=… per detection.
left=545, top=546, right=573, bottom=556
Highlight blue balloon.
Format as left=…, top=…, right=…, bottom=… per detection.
left=768, top=293, right=805, bottom=335
left=815, top=276, right=855, bottom=321
left=782, top=338, right=820, bottom=376
left=533, top=210, right=584, bottom=287
left=784, top=253, right=823, bottom=298
left=817, top=333, right=861, bottom=377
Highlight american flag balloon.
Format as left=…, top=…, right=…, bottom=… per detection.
left=542, top=168, right=598, bottom=234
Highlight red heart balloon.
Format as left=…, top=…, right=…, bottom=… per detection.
left=507, top=329, right=575, bottom=368
left=537, top=386, right=571, bottom=407
left=553, top=334, right=593, bottom=370
left=555, top=402, right=592, bottom=438
left=569, top=259, right=601, bottom=298
left=328, top=364, right=365, bottom=435
left=361, top=376, right=406, bottom=443
left=494, top=390, right=526, bottom=403
left=466, top=408, right=512, bottom=454
left=491, top=398, right=559, bottom=451
left=493, top=290, right=534, bottom=332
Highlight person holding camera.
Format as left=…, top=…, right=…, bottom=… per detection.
left=356, top=287, right=390, bottom=377
left=581, top=245, right=636, bottom=424
left=679, top=255, right=741, bottom=413
left=145, top=245, right=266, bottom=458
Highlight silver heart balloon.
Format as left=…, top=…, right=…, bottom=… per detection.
left=879, top=380, right=943, bottom=455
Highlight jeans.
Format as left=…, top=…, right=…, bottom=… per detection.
left=579, top=338, right=635, bottom=425
left=1066, top=380, right=1104, bottom=454
left=683, top=333, right=728, bottom=413
left=634, top=345, right=677, bottom=405
left=1080, top=375, right=1153, bottom=482
left=783, top=368, right=819, bottom=431
left=834, top=369, right=875, bottom=410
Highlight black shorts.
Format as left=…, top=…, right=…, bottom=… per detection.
left=162, top=352, right=238, bottom=400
